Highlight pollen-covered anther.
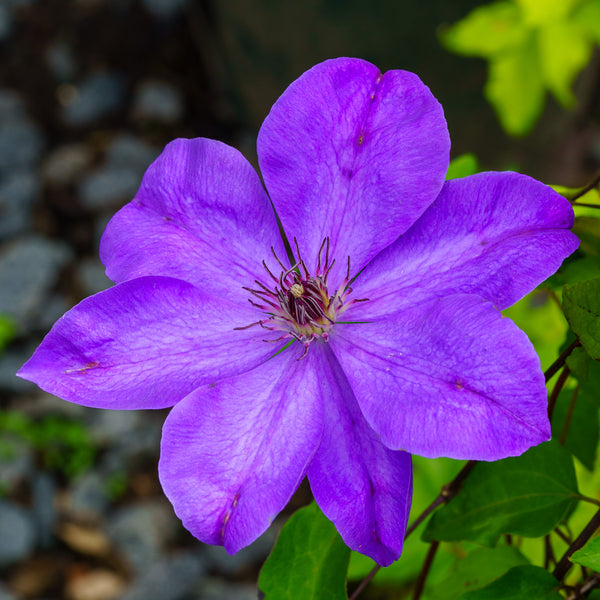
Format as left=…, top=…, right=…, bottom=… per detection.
left=237, top=237, right=364, bottom=356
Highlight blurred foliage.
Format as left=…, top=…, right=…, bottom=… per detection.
left=0, top=410, right=96, bottom=479
left=440, top=0, right=600, bottom=135
left=0, top=314, right=16, bottom=353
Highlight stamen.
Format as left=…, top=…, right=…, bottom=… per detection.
left=236, top=237, right=368, bottom=357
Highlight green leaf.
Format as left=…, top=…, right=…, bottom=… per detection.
left=551, top=387, right=598, bottom=470
left=503, top=289, right=568, bottom=371
left=515, top=0, right=578, bottom=25
left=484, top=37, right=546, bottom=136
left=567, top=346, right=600, bottom=407
left=572, top=0, right=600, bottom=45
left=537, top=21, right=593, bottom=107
left=563, top=278, right=600, bottom=359
left=258, top=502, right=350, bottom=600
left=571, top=535, right=600, bottom=571
left=423, top=546, right=529, bottom=600
left=423, top=441, right=579, bottom=545
left=440, top=2, right=526, bottom=57
left=446, top=153, right=480, bottom=180
left=460, top=565, right=563, bottom=600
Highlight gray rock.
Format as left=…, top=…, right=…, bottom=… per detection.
left=70, top=471, right=110, bottom=517
left=0, top=500, right=35, bottom=567
left=0, top=344, right=39, bottom=393
left=204, top=526, right=277, bottom=575
left=106, top=500, right=177, bottom=572
left=77, top=258, right=112, bottom=296
left=0, top=583, right=16, bottom=600
left=197, top=581, right=258, bottom=600
left=106, top=134, right=159, bottom=171
left=120, top=552, right=206, bottom=600
left=0, top=171, right=39, bottom=240
left=78, top=165, right=141, bottom=209
left=0, top=438, right=34, bottom=490
left=42, top=143, right=93, bottom=186
left=0, top=118, right=43, bottom=174
left=31, top=471, right=56, bottom=547
left=132, top=80, right=184, bottom=123
left=62, top=72, right=125, bottom=126
left=0, top=89, right=24, bottom=120
left=34, top=293, right=71, bottom=332
left=45, top=39, right=76, bottom=82
left=0, top=235, right=72, bottom=332
left=141, top=0, right=189, bottom=19
left=88, top=408, right=142, bottom=445
left=0, top=6, right=12, bottom=43
left=94, top=212, right=114, bottom=248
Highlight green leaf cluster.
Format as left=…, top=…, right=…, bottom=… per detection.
left=0, top=410, right=97, bottom=479
left=441, top=0, right=600, bottom=135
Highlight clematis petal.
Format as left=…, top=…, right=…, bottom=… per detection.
left=257, top=57, right=450, bottom=286
left=331, top=294, right=550, bottom=461
left=307, top=346, right=412, bottom=566
left=100, top=138, right=285, bottom=304
left=355, top=172, right=578, bottom=319
left=17, top=276, right=275, bottom=409
left=158, top=349, right=324, bottom=554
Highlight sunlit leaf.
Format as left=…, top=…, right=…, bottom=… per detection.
left=258, top=502, right=350, bottom=600
left=446, top=153, right=480, bottom=180
left=571, top=535, right=600, bottom=571
left=563, top=277, right=600, bottom=359
left=423, top=441, right=579, bottom=545
left=423, top=546, right=529, bottom=600
left=537, top=21, right=592, bottom=107
left=503, top=289, right=567, bottom=371
left=460, top=565, right=563, bottom=600
left=440, top=2, right=526, bottom=57
left=484, top=38, right=545, bottom=136
left=572, top=0, right=600, bottom=45
left=515, top=0, right=578, bottom=25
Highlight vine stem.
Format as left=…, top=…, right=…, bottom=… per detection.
left=553, top=507, right=600, bottom=581
left=412, top=541, right=440, bottom=600
left=569, top=171, right=600, bottom=202
left=547, top=366, right=570, bottom=422
left=544, top=339, right=580, bottom=383
left=567, top=573, right=600, bottom=599
left=349, top=461, right=476, bottom=600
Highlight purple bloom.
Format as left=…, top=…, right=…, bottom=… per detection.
left=18, top=58, right=578, bottom=566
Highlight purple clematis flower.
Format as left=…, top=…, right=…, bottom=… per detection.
left=19, top=58, right=578, bottom=566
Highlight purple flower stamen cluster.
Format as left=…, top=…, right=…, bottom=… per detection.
left=18, top=57, right=578, bottom=566
left=240, top=237, right=364, bottom=357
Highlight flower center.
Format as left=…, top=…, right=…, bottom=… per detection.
left=237, top=238, right=366, bottom=357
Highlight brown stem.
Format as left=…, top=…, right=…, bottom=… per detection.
left=350, top=461, right=477, bottom=599
left=545, top=339, right=580, bottom=383
left=553, top=508, right=600, bottom=581
left=554, top=526, right=573, bottom=546
left=559, top=386, right=579, bottom=446
left=348, top=564, right=380, bottom=600
left=572, top=202, right=600, bottom=209
left=570, top=171, right=600, bottom=202
left=412, top=541, right=440, bottom=600
left=548, top=366, right=571, bottom=422
left=566, top=573, right=600, bottom=600
left=544, top=535, right=556, bottom=569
